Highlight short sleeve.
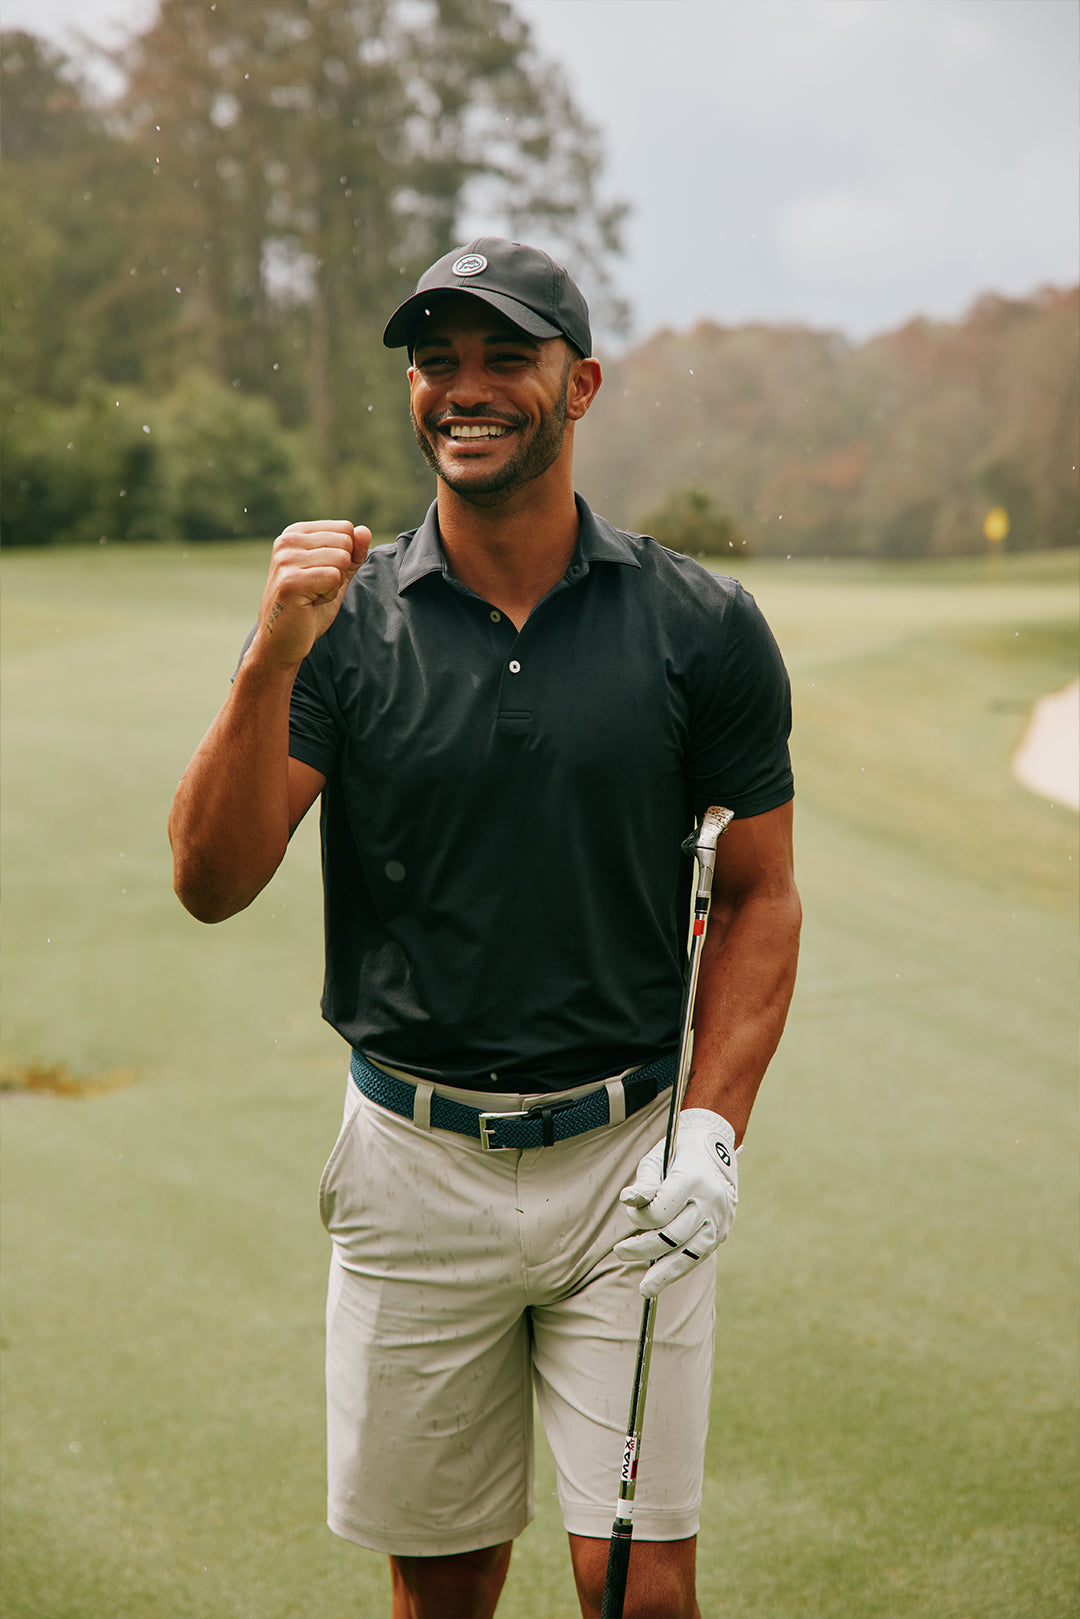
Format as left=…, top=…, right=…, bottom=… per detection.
left=288, top=638, right=344, bottom=778
left=686, top=582, right=793, bottom=820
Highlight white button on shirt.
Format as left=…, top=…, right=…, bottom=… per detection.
left=508, top=660, right=521, bottom=674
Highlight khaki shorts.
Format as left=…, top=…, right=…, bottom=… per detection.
left=318, top=1066, right=717, bottom=1558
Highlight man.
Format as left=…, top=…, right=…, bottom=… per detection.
left=169, top=237, right=801, bottom=1619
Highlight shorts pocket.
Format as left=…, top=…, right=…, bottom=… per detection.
left=318, top=1078, right=366, bottom=1235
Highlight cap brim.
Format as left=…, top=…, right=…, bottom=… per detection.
left=383, top=286, right=562, bottom=350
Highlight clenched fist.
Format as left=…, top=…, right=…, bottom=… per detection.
left=255, top=520, right=371, bottom=670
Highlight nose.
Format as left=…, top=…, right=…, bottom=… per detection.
left=446, top=353, right=496, bottom=410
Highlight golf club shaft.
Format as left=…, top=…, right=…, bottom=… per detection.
left=600, top=807, right=733, bottom=1618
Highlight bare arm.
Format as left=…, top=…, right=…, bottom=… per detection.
left=682, top=800, right=801, bottom=1144
left=168, top=520, right=369, bottom=923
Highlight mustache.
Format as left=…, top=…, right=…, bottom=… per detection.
left=424, top=406, right=529, bottom=432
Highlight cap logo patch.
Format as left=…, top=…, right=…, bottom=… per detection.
left=452, top=254, right=488, bottom=277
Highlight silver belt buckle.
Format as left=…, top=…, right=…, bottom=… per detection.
left=478, top=1108, right=531, bottom=1151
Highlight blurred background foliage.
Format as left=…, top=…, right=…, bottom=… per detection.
left=579, top=289, right=1079, bottom=558
left=637, top=483, right=750, bottom=560
left=1, top=2, right=1077, bottom=555
left=1, top=1, right=626, bottom=542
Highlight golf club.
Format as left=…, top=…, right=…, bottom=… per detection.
left=600, top=804, right=734, bottom=1619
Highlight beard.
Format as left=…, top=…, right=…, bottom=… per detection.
left=411, top=366, right=572, bottom=507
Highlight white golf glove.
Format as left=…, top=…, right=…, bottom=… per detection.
left=614, top=1109, right=739, bottom=1298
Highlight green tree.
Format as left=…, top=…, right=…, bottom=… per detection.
left=0, top=33, right=172, bottom=404
left=639, top=486, right=750, bottom=559
left=115, top=0, right=626, bottom=527
left=1, top=387, right=170, bottom=547
left=0, top=373, right=321, bottom=545
left=160, top=371, right=319, bottom=540
left=1, top=6, right=626, bottom=541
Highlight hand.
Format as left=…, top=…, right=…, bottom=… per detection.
left=255, top=520, right=370, bottom=670
left=613, top=1109, right=739, bottom=1298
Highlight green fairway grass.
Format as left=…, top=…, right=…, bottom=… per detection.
left=2, top=543, right=1077, bottom=1618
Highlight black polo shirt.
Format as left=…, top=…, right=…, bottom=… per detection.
left=288, top=496, right=793, bottom=1092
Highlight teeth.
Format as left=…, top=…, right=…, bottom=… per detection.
left=449, top=424, right=509, bottom=438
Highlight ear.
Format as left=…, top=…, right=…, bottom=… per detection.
left=566, top=356, right=603, bottom=421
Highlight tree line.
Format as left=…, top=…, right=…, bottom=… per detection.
left=578, top=287, right=1079, bottom=558
left=1, top=2, right=625, bottom=545
left=3, top=6, right=1075, bottom=556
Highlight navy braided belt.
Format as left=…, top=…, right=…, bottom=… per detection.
left=349, top=1050, right=677, bottom=1151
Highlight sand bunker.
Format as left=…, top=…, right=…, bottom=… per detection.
left=1012, top=680, right=1080, bottom=811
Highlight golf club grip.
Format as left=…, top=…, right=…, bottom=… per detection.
left=601, top=1523, right=633, bottom=1618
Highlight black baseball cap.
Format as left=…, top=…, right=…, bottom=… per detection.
left=383, top=237, right=592, bottom=359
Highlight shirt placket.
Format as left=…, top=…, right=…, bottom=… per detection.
left=442, top=566, right=589, bottom=728
left=494, top=568, right=590, bottom=725
left=489, top=607, right=531, bottom=732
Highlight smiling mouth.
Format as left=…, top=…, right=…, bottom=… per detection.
left=445, top=423, right=512, bottom=440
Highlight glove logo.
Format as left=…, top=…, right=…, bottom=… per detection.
left=714, top=1139, right=732, bottom=1168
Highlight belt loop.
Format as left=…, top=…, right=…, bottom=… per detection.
left=605, top=1077, right=626, bottom=1126
left=412, top=1080, right=434, bottom=1131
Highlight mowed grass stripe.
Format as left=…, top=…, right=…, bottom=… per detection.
left=1, top=544, right=1076, bottom=1618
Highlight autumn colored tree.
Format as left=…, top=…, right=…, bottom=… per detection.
left=577, top=289, right=1079, bottom=557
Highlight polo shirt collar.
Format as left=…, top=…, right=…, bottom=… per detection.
left=576, top=497, right=642, bottom=571
left=395, top=502, right=445, bottom=593
left=395, top=495, right=640, bottom=596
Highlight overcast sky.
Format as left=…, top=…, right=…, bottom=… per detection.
left=3, top=0, right=1077, bottom=342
